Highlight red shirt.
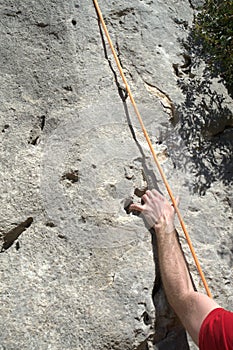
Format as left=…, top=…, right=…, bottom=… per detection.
left=199, top=308, right=233, bottom=350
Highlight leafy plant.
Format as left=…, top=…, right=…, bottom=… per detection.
left=194, top=0, right=233, bottom=96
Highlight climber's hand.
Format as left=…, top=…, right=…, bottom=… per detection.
left=129, top=189, right=177, bottom=233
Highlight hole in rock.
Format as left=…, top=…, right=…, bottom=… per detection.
left=124, top=198, right=133, bottom=214
left=58, top=234, right=68, bottom=241
left=40, top=116, right=46, bottom=130
left=45, top=222, right=56, bottom=227
left=1, top=217, right=33, bottom=252
left=62, top=170, right=79, bottom=183
left=142, top=311, right=151, bottom=326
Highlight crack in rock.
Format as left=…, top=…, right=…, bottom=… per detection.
left=1, top=217, right=33, bottom=252
left=144, top=82, right=175, bottom=119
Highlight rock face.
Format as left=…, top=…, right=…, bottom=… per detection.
left=0, top=1, right=232, bottom=349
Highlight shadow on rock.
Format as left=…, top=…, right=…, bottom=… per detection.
left=174, top=32, right=233, bottom=195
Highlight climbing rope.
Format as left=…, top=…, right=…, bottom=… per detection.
left=93, top=0, right=212, bottom=298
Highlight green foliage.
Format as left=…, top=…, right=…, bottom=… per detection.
left=195, top=0, right=233, bottom=96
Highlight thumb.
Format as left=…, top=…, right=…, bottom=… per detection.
left=171, top=196, right=179, bottom=211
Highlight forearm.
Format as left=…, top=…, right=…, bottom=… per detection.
left=155, top=227, right=220, bottom=345
left=155, top=228, right=194, bottom=309
left=130, top=190, right=219, bottom=345
left=130, top=189, right=194, bottom=307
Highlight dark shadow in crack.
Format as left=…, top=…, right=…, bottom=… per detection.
left=1, top=217, right=33, bottom=252
left=96, top=11, right=160, bottom=193
left=122, top=99, right=161, bottom=192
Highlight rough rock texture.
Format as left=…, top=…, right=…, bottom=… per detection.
left=0, top=1, right=232, bottom=349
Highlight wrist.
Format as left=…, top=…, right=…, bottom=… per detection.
left=154, top=220, right=175, bottom=235
left=154, top=215, right=175, bottom=234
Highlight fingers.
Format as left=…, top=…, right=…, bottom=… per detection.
left=129, top=203, right=144, bottom=212
left=152, top=189, right=164, bottom=200
left=145, top=190, right=153, bottom=198
left=129, top=191, right=151, bottom=212
left=129, top=189, right=172, bottom=212
left=141, top=192, right=150, bottom=204
left=132, top=190, right=163, bottom=212
left=151, top=189, right=179, bottom=208
left=143, top=190, right=158, bottom=202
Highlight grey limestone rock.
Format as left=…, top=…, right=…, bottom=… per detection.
left=0, top=1, right=232, bottom=349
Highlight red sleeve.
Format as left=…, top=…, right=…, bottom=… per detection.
left=199, top=308, right=233, bottom=350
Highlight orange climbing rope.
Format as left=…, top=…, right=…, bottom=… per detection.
left=93, top=0, right=212, bottom=298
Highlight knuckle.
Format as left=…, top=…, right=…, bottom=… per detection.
left=141, top=194, right=147, bottom=201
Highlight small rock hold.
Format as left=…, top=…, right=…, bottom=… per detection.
left=124, top=167, right=134, bottom=180
left=58, top=234, right=68, bottom=241
left=45, top=222, right=56, bottom=227
left=124, top=198, right=133, bottom=214
left=134, top=187, right=148, bottom=198
left=2, top=124, right=10, bottom=133
left=37, top=22, right=49, bottom=28
left=62, top=170, right=79, bottom=183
